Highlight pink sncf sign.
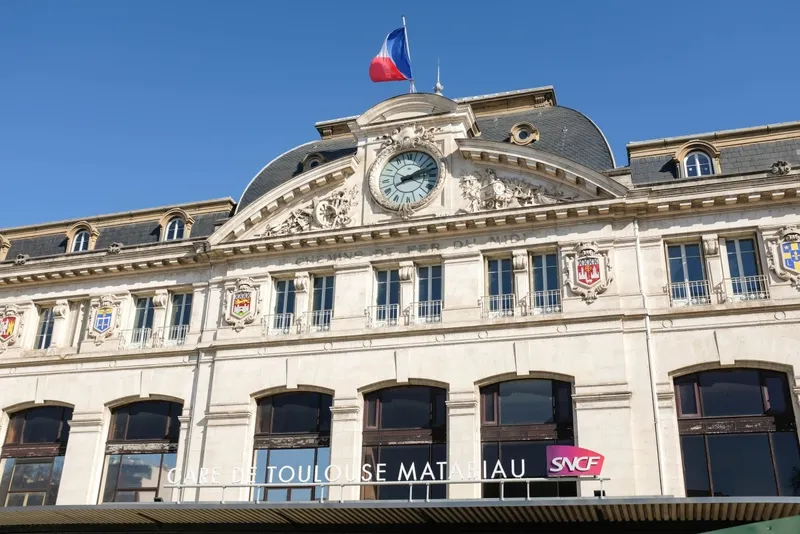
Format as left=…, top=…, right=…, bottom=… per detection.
left=546, top=445, right=604, bottom=477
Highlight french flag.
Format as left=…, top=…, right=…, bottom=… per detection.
left=369, top=27, right=413, bottom=83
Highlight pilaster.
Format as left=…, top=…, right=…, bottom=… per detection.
left=58, top=411, right=107, bottom=505
left=399, top=261, right=415, bottom=316
left=446, top=388, right=480, bottom=499
left=512, top=250, right=529, bottom=309
left=49, top=299, right=70, bottom=348
left=328, top=397, right=361, bottom=501
left=293, top=271, right=310, bottom=329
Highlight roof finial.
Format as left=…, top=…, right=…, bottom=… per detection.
left=434, top=59, right=444, bottom=95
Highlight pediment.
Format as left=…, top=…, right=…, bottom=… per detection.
left=355, top=93, right=466, bottom=127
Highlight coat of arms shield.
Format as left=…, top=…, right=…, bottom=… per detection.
left=781, top=240, right=800, bottom=274
left=576, top=257, right=601, bottom=287
left=93, top=306, right=114, bottom=334
left=0, top=316, right=16, bottom=342
left=224, top=278, right=261, bottom=332
left=232, top=291, right=252, bottom=319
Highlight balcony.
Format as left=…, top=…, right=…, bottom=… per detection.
left=118, top=326, right=190, bottom=350
left=406, top=300, right=443, bottom=325
left=159, top=325, right=189, bottom=347
left=304, top=309, right=332, bottom=333
left=666, top=280, right=711, bottom=307
left=525, top=290, right=562, bottom=316
left=118, top=328, right=154, bottom=350
left=480, top=294, right=517, bottom=319
left=262, top=314, right=295, bottom=336
left=723, top=275, right=770, bottom=303
left=365, top=304, right=400, bottom=328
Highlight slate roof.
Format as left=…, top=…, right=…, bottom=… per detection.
left=629, top=138, right=800, bottom=186
left=4, top=210, right=231, bottom=261
left=237, top=105, right=615, bottom=212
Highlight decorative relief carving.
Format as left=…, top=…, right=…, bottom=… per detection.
left=260, top=186, right=359, bottom=237
left=86, top=295, right=122, bottom=344
left=767, top=225, right=800, bottom=288
left=152, top=290, right=169, bottom=309
left=107, top=242, right=123, bottom=254
left=512, top=250, right=528, bottom=272
left=702, top=236, right=719, bottom=256
left=770, top=161, right=792, bottom=176
left=376, top=124, right=442, bottom=149
left=52, top=300, right=69, bottom=318
left=459, top=169, right=577, bottom=213
left=563, top=242, right=613, bottom=303
left=223, top=278, right=262, bottom=331
left=0, top=304, right=24, bottom=353
left=293, top=274, right=309, bottom=293
left=398, top=262, right=414, bottom=282
left=14, top=254, right=29, bottom=266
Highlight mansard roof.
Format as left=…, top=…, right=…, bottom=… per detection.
left=237, top=88, right=616, bottom=212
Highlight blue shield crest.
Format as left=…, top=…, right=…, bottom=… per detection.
left=782, top=241, right=800, bottom=274
left=94, top=306, right=114, bottom=334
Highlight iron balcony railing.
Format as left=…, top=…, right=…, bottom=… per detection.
left=525, top=290, right=562, bottom=315
left=723, top=275, right=770, bottom=302
left=158, top=324, right=189, bottom=347
left=261, top=313, right=295, bottom=336
left=480, top=294, right=517, bottom=318
left=407, top=300, right=443, bottom=325
left=118, top=328, right=153, bottom=350
left=304, top=309, right=333, bottom=333
left=365, top=304, right=400, bottom=328
left=666, top=280, right=711, bottom=307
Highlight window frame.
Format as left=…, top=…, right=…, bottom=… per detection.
left=724, top=237, right=761, bottom=278
left=666, top=242, right=707, bottom=284
left=486, top=257, right=514, bottom=297
left=163, top=217, right=185, bottom=242
left=530, top=252, right=559, bottom=293
left=169, top=293, right=193, bottom=328
left=70, top=230, right=90, bottom=253
left=311, top=275, right=335, bottom=313
left=684, top=151, right=714, bottom=177
left=362, top=386, right=447, bottom=445
left=34, top=307, right=55, bottom=350
left=374, top=268, right=400, bottom=308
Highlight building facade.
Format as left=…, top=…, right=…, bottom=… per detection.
left=1, top=86, right=800, bottom=529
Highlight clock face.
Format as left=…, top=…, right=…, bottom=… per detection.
left=377, top=151, right=440, bottom=206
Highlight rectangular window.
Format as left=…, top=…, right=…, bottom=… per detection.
left=274, top=280, right=295, bottom=316
left=101, top=453, right=176, bottom=503
left=0, top=456, right=64, bottom=506
left=416, top=265, right=442, bottom=323
left=252, top=447, right=330, bottom=502
left=374, top=269, right=400, bottom=325
left=531, top=253, right=560, bottom=313
left=35, top=308, right=55, bottom=350
left=487, top=258, right=514, bottom=315
left=667, top=244, right=708, bottom=304
left=170, top=294, right=192, bottom=327
left=726, top=238, right=768, bottom=299
left=133, top=298, right=155, bottom=330
left=311, top=275, right=334, bottom=331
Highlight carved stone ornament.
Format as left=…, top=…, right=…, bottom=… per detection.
left=86, top=295, right=122, bottom=344
left=771, top=161, right=792, bottom=176
left=223, top=278, right=262, bottom=332
left=398, top=262, right=414, bottom=282
left=368, top=123, right=447, bottom=217
left=107, top=242, right=123, bottom=254
left=512, top=250, right=528, bottom=272
left=0, top=304, right=24, bottom=353
left=563, top=242, right=614, bottom=303
left=261, top=185, right=359, bottom=237
left=702, top=236, right=719, bottom=256
left=767, top=225, right=800, bottom=288
left=52, top=300, right=69, bottom=318
left=14, top=254, right=29, bottom=266
left=293, top=274, right=309, bottom=293
left=459, top=169, right=578, bottom=213
left=152, top=290, right=169, bottom=309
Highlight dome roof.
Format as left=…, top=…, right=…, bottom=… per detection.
left=237, top=100, right=615, bottom=213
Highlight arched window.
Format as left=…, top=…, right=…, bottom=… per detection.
left=362, top=386, right=446, bottom=500
left=164, top=217, right=185, bottom=241
left=252, top=392, right=332, bottom=502
left=676, top=369, right=800, bottom=497
left=0, top=406, right=73, bottom=506
left=100, top=401, right=181, bottom=503
left=71, top=230, right=90, bottom=252
left=480, top=379, right=575, bottom=498
left=684, top=151, right=714, bottom=177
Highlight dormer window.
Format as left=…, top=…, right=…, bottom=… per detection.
left=685, top=151, right=714, bottom=177
left=164, top=217, right=185, bottom=241
left=71, top=230, right=90, bottom=252
left=302, top=153, right=326, bottom=172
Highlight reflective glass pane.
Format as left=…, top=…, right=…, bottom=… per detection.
left=46, top=456, right=64, bottom=505
left=699, top=371, right=763, bottom=416
left=102, top=455, right=121, bottom=502
left=684, top=244, right=704, bottom=282
left=766, top=376, right=788, bottom=414
left=118, top=454, right=163, bottom=490
left=10, top=462, right=52, bottom=492
left=21, top=407, right=63, bottom=443
left=488, top=260, right=500, bottom=296
left=252, top=449, right=269, bottom=501
left=5, top=493, right=24, bottom=506
left=773, top=432, right=800, bottom=496
left=680, top=435, right=711, bottom=496
left=25, top=493, right=44, bottom=506
left=707, top=433, right=777, bottom=496
left=377, top=445, right=443, bottom=500
left=0, top=458, right=16, bottom=506
left=157, top=454, right=176, bottom=499
left=668, top=256, right=685, bottom=283
left=499, top=380, right=554, bottom=425
left=677, top=382, right=698, bottom=416
left=379, top=388, right=433, bottom=429
left=271, top=393, right=321, bottom=433
left=483, top=391, right=495, bottom=423
left=125, top=402, right=171, bottom=440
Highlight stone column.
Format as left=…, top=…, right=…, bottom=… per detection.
left=512, top=250, right=530, bottom=312
left=446, top=388, right=481, bottom=499
left=441, top=251, right=482, bottom=323
left=57, top=411, right=107, bottom=504
left=49, top=299, right=70, bottom=348
left=328, top=397, right=361, bottom=501
left=293, top=272, right=310, bottom=332
left=398, top=261, right=415, bottom=323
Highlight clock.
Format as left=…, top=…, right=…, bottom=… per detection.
left=375, top=151, right=440, bottom=209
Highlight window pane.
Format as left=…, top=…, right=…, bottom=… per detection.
left=379, top=388, right=434, bottom=429
left=554, top=382, right=573, bottom=425
left=271, top=393, right=322, bottom=434
left=0, top=459, right=16, bottom=506
left=707, top=433, right=777, bottom=496
left=699, top=371, right=764, bottom=417
left=10, top=462, right=52, bottom=492
left=319, top=395, right=332, bottom=433
left=124, top=402, right=171, bottom=440
left=680, top=435, right=710, bottom=496
left=668, top=257, right=685, bottom=284
left=46, top=456, right=64, bottom=505
left=431, top=267, right=442, bottom=301
left=5, top=493, right=25, bottom=506
left=488, top=260, right=499, bottom=296
left=418, top=267, right=429, bottom=302
left=772, top=432, right=800, bottom=496
left=684, top=244, right=704, bottom=281
left=501, top=259, right=513, bottom=294
left=102, top=455, right=121, bottom=502
left=545, top=255, right=558, bottom=291
left=483, top=392, right=495, bottom=423
left=765, top=376, right=788, bottom=414
left=366, top=397, right=377, bottom=428
left=676, top=382, right=698, bottom=416
left=265, top=448, right=316, bottom=502
left=24, top=493, right=45, bottom=506
left=726, top=240, right=741, bottom=278
left=118, top=454, right=164, bottom=490
left=21, top=407, right=63, bottom=443
left=739, top=239, right=759, bottom=277
left=389, top=271, right=399, bottom=305
left=499, top=380, right=554, bottom=425
left=376, top=445, right=444, bottom=500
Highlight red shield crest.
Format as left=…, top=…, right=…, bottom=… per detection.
left=0, top=316, right=16, bottom=342
left=577, top=257, right=601, bottom=287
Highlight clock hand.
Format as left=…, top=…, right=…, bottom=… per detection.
left=399, top=168, right=429, bottom=183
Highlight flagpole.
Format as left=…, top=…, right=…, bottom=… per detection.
left=402, top=16, right=416, bottom=93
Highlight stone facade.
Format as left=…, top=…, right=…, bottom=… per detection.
left=1, top=87, right=800, bottom=506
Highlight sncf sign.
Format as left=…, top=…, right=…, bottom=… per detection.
left=546, top=445, right=604, bottom=477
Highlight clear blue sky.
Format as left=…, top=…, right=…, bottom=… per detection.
left=2, top=1, right=799, bottom=227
